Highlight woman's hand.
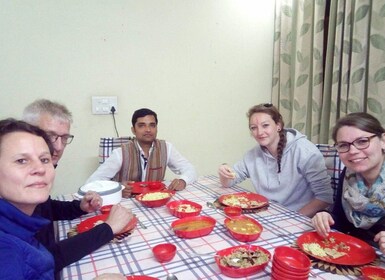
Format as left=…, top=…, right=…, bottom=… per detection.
left=80, top=191, right=102, bottom=212
left=168, top=179, right=186, bottom=191
left=218, top=164, right=236, bottom=187
left=105, top=204, right=133, bottom=234
left=311, top=211, right=335, bottom=238
left=374, top=231, right=385, bottom=254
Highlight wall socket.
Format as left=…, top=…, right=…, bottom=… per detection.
left=91, top=96, right=118, bottom=115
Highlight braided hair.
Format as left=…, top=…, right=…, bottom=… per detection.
left=247, top=104, right=287, bottom=173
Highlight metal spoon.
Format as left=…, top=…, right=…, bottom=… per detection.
left=206, top=202, right=234, bottom=220
left=166, top=274, right=178, bottom=280
left=186, top=250, right=241, bottom=264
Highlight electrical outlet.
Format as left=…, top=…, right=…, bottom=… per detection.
left=91, top=96, right=118, bottom=115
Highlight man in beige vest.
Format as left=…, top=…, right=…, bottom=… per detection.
left=86, top=108, right=197, bottom=197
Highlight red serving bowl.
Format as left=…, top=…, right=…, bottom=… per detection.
left=167, top=200, right=202, bottom=218
left=271, top=265, right=308, bottom=280
left=135, top=190, right=174, bottom=208
left=171, top=216, right=216, bottom=238
left=361, top=266, right=385, bottom=280
left=152, top=243, right=177, bottom=262
left=224, top=216, right=263, bottom=242
left=215, top=245, right=271, bottom=278
left=273, top=246, right=311, bottom=272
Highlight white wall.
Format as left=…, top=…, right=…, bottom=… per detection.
left=0, top=0, right=275, bottom=196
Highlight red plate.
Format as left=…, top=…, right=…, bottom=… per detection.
left=77, top=214, right=137, bottom=234
left=128, top=181, right=166, bottom=194
left=126, top=276, right=159, bottom=280
left=361, top=266, right=385, bottom=280
left=218, top=192, right=269, bottom=209
left=297, top=231, right=376, bottom=265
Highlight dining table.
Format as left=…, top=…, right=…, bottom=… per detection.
left=57, top=175, right=383, bottom=280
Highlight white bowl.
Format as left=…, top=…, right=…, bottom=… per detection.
left=78, top=180, right=123, bottom=206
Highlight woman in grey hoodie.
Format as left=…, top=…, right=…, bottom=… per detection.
left=219, top=103, right=333, bottom=217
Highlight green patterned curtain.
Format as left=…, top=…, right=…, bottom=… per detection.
left=272, top=0, right=385, bottom=144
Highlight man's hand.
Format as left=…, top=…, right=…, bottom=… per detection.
left=122, top=181, right=134, bottom=198
left=80, top=191, right=102, bottom=213
left=168, top=179, right=186, bottom=191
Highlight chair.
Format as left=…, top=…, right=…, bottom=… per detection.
left=315, top=144, right=345, bottom=202
left=99, top=137, right=133, bottom=164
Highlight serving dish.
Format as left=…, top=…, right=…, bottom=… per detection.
left=135, top=190, right=174, bottom=207
left=218, top=192, right=268, bottom=209
left=215, top=245, right=271, bottom=278
left=361, top=266, right=385, bottom=280
left=166, top=200, right=202, bottom=218
left=77, top=214, right=137, bottom=234
left=297, top=231, right=376, bottom=265
left=224, top=216, right=263, bottom=242
left=78, top=180, right=123, bottom=206
left=171, top=216, right=216, bottom=238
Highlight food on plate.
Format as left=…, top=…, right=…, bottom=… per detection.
left=173, top=220, right=213, bottom=231
left=175, top=204, right=198, bottom=213
left=226, top=218, right=261, bottom=234
left=368, top=277, right=385, bottom=280
left=302, top=239, right=350, bottom=259
left=222, top=195, right=265, bottom=208
left=141, top=192, right=171, bottom=201
left=219, top=247, right=269, bottom=268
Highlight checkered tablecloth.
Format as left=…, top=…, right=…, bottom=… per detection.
left=57, top=176, right=374, bottom=280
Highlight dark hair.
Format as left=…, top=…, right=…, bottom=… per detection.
left=0, top=118, right=54, bottom=155
left=247, top=103, right=287, bottom=173
left=131, top=108, right=158, bottom=127
left=332, top=112, right=385, bottom=142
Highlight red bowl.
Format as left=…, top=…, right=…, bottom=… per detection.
left=128, top=181, right=166, bottom=194
left=167, top=200, right=202, bottom=218
left=100, top=204, right=113, bottom=214
left=224, top=206, right=242, bottom=217
left=224, top=216, right=263, bottom=242
left=361, top=266, right=385, bottom=280
left=273, top=259, right=309, bottom=277
left=271, top=265, right=308, bottom=280
left=77, top=214, right=137, bottom=234
left=272, top=261, right=309, bottom=278
left=273, top=246, right=311, bottom=272
left=171, top=216, right=216, bottom=238
left=135, top=190, right=173, bottom=207
left=215, top=245, right=271, bottom=278
left=152, top=243, right=177, bottom=262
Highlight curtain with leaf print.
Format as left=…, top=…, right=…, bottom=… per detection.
left=272, top=0, right=385, bottom=144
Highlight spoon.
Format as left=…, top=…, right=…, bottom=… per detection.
left=206, top=202, right=234, bottom=220
left=166, top=274, right=178, bottom=280
left=186, top=250, right=241, bottom=264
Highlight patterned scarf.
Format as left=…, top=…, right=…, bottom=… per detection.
left=341, top=162, right=385, bottom=229
left=116, top=138, right=167, bottom=182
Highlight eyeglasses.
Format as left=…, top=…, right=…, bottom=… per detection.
left=334, top=135, right=378, bottom=153
left=46, top=133, right=74, bottom=145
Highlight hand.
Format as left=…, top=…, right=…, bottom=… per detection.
left=374, top=231, right=385, bottom=254
left=80, top=191, right=102, bottom=213
left=168, top=179, right=186, bottom=191
left=105, top=204, right=133, bottom=234
left=311, top=212, right=335, bottom=238
left=218, top=164, right=236, bottom=180
left=122, top=181, right=134, bottom=198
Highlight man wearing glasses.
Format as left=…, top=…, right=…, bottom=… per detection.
left=22, top=99, right=132, bottom=278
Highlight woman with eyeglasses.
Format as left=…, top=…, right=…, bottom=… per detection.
left=311, top=112, right=385, bottom=251
left=218, top=103, right=333, bottom=218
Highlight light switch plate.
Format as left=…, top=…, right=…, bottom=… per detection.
left=91, top=96, right=118, bottom=115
